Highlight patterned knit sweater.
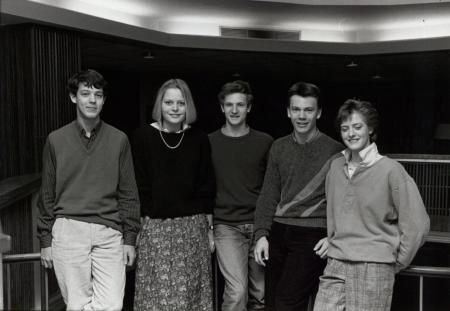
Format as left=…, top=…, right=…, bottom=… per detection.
left=254, top=131, right=343, bottom=241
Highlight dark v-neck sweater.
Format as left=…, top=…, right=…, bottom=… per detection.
left=132, top=125, right=215, bottom=218
left=37, top=121, right=140, bottom=247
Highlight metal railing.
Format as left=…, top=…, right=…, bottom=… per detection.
left=0, top=173, right=43, bottom=309
left=2, top=253, right=48, bottom=310
left=0, top=232, right=11, bottom=310
left=2, top=250, right=449, bottom=311
left=400, top=265, right=450, bottom=311
left=390, top=154, right=450, bottom=231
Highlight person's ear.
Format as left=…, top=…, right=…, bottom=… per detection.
left=69, top=93, right=77, bottom=104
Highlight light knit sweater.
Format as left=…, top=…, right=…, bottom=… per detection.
left=326, top=153, right=430, bottom=270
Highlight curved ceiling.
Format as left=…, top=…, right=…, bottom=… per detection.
left=252, top=0, right=450, bottom=5
left=3, top=0, right=450, bottom=54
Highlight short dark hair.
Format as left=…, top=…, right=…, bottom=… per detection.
left=218, top=80, right=253, bottom=106
left=67, top=69, right=108, bottom=96
left=336, top=99, right=379, bottom=142
left=287, top=82, right=321, bottom=109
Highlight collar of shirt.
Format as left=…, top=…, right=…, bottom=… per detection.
left=75, top=120, right=102, bottom=139
left=342, top=142, right=384, bottom=168
left=291, top=129, right=321, bottom=145
left=151, top=122, right=190, bottom=133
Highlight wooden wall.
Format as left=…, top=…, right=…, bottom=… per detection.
left=0, top=24, right=80, bottom=181
left=0, top=24, right=81, bottom=309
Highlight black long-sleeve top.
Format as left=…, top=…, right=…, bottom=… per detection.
left=132, top=125, right=215, bottom=218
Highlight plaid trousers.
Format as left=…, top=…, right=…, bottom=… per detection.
left=313, top=258, right=395, bottom=311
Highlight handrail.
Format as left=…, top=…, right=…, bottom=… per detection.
left=0, top=173, right=41, bottom=210
left=401, top=265, right=450, bottom=278
left=4, top=257, right=450, bottom=277
left=425, top=231, right=450, bottom=244
left=388, top=154, right=450, bottom=163
left=2, top=252, right=48, bottom=310
left=3, top=253, right=41, bottom=264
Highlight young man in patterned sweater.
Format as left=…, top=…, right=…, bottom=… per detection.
left=254, top=82, right=343, bottom=311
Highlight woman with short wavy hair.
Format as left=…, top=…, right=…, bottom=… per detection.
left=314, top=99, right=430, bottom=311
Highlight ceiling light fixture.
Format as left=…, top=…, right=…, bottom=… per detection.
left=143, top=51, right=154, bottom=59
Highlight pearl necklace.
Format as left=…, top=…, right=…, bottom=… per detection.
left=159, top=130, right=185, bottom=149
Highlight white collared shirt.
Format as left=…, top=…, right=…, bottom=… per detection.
left=342, top=143, right=384, bottom=178
left=150, top=122, right=190, bottom=133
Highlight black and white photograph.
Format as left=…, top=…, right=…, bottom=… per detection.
left=1, top=1, right=450, bottom=310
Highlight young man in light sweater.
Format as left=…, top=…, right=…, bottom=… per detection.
left=37, top=69, right=140, bottom=310
left=210, top=80, right=273, bottom=311
left=254, top=82, right=343, bottom=311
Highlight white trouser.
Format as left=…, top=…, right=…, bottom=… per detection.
left=52, top=218, right=125, bottom=311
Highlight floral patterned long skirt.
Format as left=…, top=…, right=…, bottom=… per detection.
left=134, top=214, right=213, bottom=311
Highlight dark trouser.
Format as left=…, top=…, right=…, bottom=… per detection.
left=266, top=222, right=327, bottom=311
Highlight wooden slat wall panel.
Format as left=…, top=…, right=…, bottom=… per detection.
left=0, top=24, right=81, bottom=309
left=0, top=26, right=32, bottom=179
left=0, top=24, right=80, bottom=181
left=31, top=26, right=80, bottom=171
left=1, top=198, right=34, bottom=309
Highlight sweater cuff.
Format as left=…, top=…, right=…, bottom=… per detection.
left=40, top=234, right=53, bottom=249
left=123, top=232, right=137, bottom=246
left=395, top=262, right=406, bottom=274
left=254, top=228, right=270, bottom=242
